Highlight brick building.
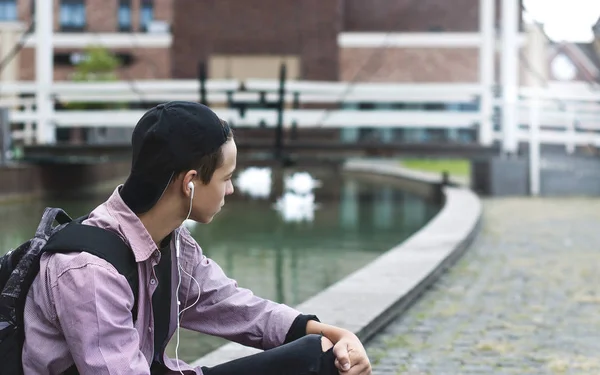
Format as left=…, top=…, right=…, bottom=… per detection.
left=0, top=0, right=529, bottom=83
left=1, top=0, right=173, bottom=81
left=547, top=16, right=600, bottom=83
left=171, top=0, right=523, bottom=83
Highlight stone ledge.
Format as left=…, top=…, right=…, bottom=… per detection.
left=191, top=160, right=482, bottom=368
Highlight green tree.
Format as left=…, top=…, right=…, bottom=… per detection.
left=66, top=45, right=122, bottom=110
left=72, top=45, right=120, bottom=82
left=59, top=46, right=124, bottom=144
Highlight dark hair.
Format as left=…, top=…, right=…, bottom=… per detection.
left=176, top=120, right=234, bottom=185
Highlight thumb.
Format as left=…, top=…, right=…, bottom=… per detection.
left=333, top=342, right=351, bottom=371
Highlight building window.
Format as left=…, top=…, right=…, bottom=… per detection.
left=0, top=0, right=17, bottom=21
left=118, top=0, right=131, bottom=32
left=140, top=0, right=153, bottom=32
left=60, top=0, right=86, bottom=31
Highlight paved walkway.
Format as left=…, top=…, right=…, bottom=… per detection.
left=366, top=198, right=600, bottom=375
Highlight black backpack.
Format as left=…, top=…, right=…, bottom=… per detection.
left=0, top=207, right=139, bottom=375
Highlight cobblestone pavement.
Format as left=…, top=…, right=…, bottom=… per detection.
left=365, top=198, right=600, bottom=375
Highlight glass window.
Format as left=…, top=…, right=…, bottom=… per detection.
left=60, top=0, right=86, bottom=31
left=140, top=0, right=153, bottom=32
left=0, top=0, right=17, bottom=21
left=118, top=0, right=131, bottom=31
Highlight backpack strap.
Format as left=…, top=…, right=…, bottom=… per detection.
left=43, top=223, right=139, bottom=320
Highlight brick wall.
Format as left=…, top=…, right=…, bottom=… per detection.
left=16, top=0, right=31, bottom=23
left=16, top=0, right=173, bottom=32
left=87, top=0, right=118, bottom=32
left=153, top=0, right=172, bottom=25
left=171, top=0, right=343, bottom=80
left=17, top=0, right=173, bottom=80
left=19, top=47, right=171, bottom=80
left=343, top=0, right=523, bottom=32
left=341, top=47, right=530, bottom=83
left=340, top=48, right=480, bottom=82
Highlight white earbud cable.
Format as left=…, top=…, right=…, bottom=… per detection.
left=174, top=183, right=201, bottom=374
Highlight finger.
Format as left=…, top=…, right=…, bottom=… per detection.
left=334, top=355, right=352, bottom=373
left=348, top=349, right=369, bottom=365
left=346, top=352, right=371, bottom=375
left=345, top=361, right=371, bottom=375
left=333, top=343, right=352, bottom=372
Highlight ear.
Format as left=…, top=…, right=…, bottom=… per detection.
left=182, top=170, right=197, bottom=197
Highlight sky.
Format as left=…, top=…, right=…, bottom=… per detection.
left=523, top=0, right=600, bottom=42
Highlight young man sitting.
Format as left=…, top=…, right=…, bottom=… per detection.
left=22, top=101, right=372, bottom=375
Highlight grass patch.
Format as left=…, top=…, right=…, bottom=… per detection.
left=367, top=348, right=387, bottom=367
left=475, top=340, right=513, bottom=354
left=400, top=158, right=471, bottom=177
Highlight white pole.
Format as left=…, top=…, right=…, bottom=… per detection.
left=35, top=0, right=54, bottom=145
left=24, top=100, right=33, bottom=145
left=479, top=0, right=495, bottom=146
left=526, top=22, right=546, bottom=196
left=501, top=0, right=520, bottom=154
left=529, top=88, right=540, bottom=195
left=566, top=108, right=575, bottom=154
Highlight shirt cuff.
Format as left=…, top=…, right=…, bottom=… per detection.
left=284, top=314, right=320, bottom=344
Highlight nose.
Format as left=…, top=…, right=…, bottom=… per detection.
left=226, top=180, right=234, bottom=195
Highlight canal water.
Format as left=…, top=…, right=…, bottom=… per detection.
left=0, top=166, right=439, bottom=362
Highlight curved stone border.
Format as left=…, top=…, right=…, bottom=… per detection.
left=192, top=160, right=482, bottom=368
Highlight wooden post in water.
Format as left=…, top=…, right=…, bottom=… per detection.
left=274, top=63, right=286, bottom=161
left=0, top=108, right=9, bottom=166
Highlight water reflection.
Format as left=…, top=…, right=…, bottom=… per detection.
left=235, top=167, right=272, bottom=199
left=340, top=180, right=359, bottom=230
left=373, top=187, right=394, bottom=230
left=274, top=192, right=317, bottom=223
left=0, top=166, right=440, bottom=362
left=283, top=172, right=321, bottom=195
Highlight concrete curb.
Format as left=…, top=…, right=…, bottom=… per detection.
left=191, top=160, right=482, bottom=368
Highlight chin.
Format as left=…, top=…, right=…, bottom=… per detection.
left=193, top=208, right=221, bottom=224
left=196, top=215, right=214, bottom=224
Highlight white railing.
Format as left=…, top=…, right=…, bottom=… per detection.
left=0, top=79, right=239, bottom=96
left=337, top=32, right=528, bottom=48
left=3, top=79, right=600, bottom=151
left=8, top=109, right=483, bottom=129
left=23, top=32, right=172, bottom=48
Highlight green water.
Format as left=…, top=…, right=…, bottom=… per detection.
left=0, top=167, right=439, bottom=362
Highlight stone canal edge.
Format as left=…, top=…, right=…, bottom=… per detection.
left=191, top=159, right=482, bottom=368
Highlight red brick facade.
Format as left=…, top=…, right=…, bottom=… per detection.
left=12, top=0, right=526, bottom=83
left=172, top=0, right=523, bottom=82
left=343, top=0, right=522, bottom=32
left=171, top=0, right=343, bottom=80
left=344, top=0, right=479, bottom=32
left=15, top=0, right=172, bottom=80
left=19, top=47, right=171, bottom=81
left=340, top=48, right=480, bottom=82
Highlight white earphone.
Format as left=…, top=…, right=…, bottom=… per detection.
left=176, top=181, right=194, bottom=260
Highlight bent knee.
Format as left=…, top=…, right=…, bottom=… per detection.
left=299, top=334, right=334, bottom=352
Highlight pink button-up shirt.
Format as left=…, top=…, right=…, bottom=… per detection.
left=22, top=187, right=301, bottom=374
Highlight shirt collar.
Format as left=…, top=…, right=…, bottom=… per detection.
left=104, top=185, right=160, bottom=262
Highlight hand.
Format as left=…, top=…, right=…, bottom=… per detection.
left=332, top=333, right=371, bottom=375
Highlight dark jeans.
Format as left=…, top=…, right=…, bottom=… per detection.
left=201, top=334, right=338, bottom=375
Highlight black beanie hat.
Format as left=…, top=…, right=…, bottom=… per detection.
left=120, top=101, right=231, bottom=214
